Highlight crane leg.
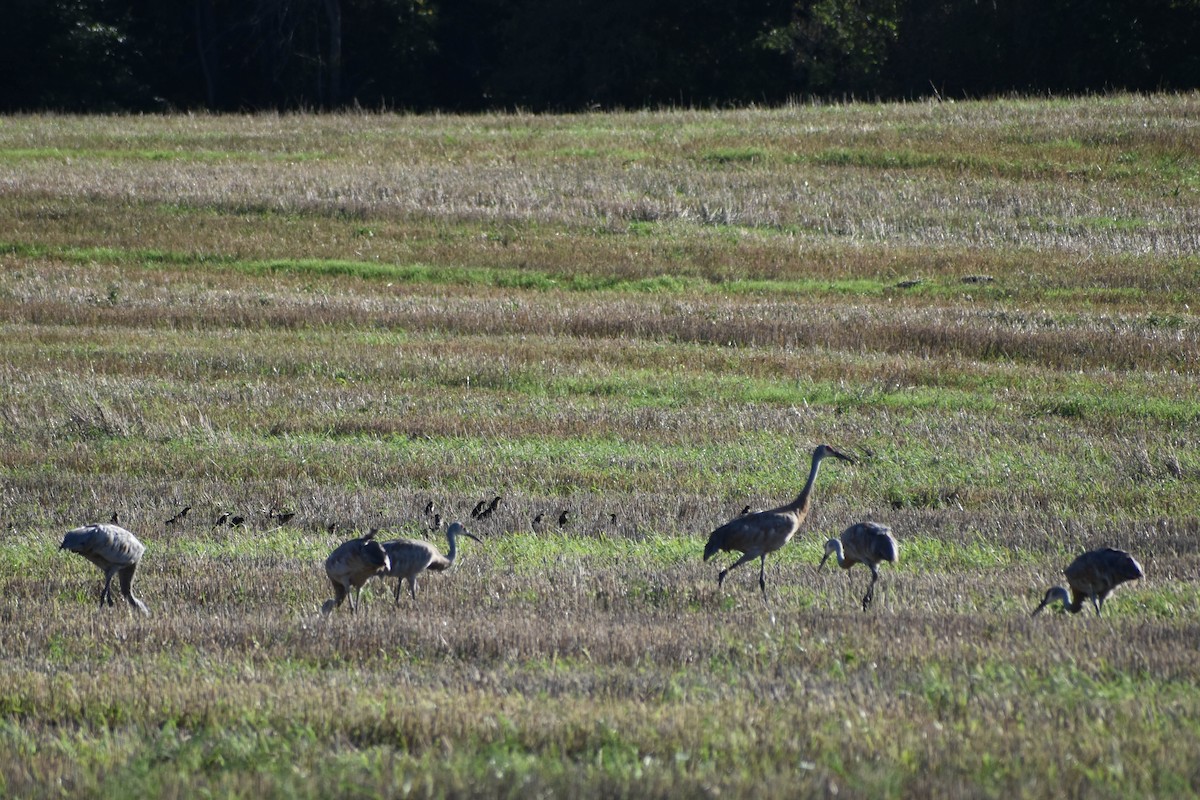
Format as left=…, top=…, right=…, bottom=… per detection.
left=100, top=571, right=117, bottom=607
left=409, top=577, right=419, bottom=603
left=862, top=570, right=879, bottom=611
left=758, top=556, right=768, bottom=603
left=718, top=552, right=758, bottom=591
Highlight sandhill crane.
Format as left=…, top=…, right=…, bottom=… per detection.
left=320, top=530, right=391, bottom=615
left=59, top=523, right=150, bottom=615
left=381, top=521, right=481, bottom=604
left=1032, top=547, right=1144, bottom=617
left=703, top=444, right=853, bottom=602
left=819, top=521, right=899, bottom=611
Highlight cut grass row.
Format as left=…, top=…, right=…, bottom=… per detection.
left=1, top=97, right=1198, bottom=797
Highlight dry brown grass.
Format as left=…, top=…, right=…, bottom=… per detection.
left=1, top=96, right=1198, bottom=797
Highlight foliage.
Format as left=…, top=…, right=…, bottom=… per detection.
left=4, top=0, right=1200, bottom=110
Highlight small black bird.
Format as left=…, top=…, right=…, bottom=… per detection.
left=470, top=500, right=487, bottom=519
left=166, top=506, right=191, bottom=525
left=557, top=509, right=570, bottom=528
left=110, top=511, right=120, bottom=525
left=423, top=501, right=436, bottom=516
left=478, top=495, right=501, bottom=520
left=213, top=511, right=231, bottom=528
left=230, top=515, right=245, bottom=527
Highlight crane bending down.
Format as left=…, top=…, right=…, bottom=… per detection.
left=1032, top=547, right=1143, bottom=617
left=321, top=530, right=391, bottom=614
left=703, top=444, right=854, bottom=602
left=819, top=521, right=899, bottom=611
left=60, top=523, right=150, bottom=615
left=381, top=521, right=481, bottom=604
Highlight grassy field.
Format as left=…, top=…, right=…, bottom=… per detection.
left=1, top=93, right=1199, bottom=798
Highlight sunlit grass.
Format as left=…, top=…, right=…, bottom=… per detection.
left=0, top=95, right=1197, bottom=797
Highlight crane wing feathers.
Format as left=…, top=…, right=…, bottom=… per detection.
left=381, top=539, right=443, bottom=575
left=840, top=522, right=897, bottom=564
left=705, top=511, right=796, bottom=558
left=61, top=524, right=145, bottom=566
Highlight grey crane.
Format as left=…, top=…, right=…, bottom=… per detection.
left=380, top=521, right=481, bottom=604
left=1032, top=547, right=1144, bottom=617
left=819, top=521, right=899, bottom=611
left=59, top=523, right=150, bottom=615
left=703, top=444, right=854, bottom=602
left=320, top=530, right=391, bottom=614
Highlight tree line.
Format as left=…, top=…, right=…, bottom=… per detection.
left=4, top=0, right=1199, bottom=112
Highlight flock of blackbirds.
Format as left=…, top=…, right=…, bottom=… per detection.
left=58, top=445, right=1145, bottom=620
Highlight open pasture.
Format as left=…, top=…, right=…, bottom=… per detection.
left=1, top=94, right=1199, bottom=797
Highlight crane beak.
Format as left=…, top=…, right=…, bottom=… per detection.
left=464, top=532, right=483, bottom=543
left=818, top=551, right=831, bottom=571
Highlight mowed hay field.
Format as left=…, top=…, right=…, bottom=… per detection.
left=1, top=94, right=1199, bottom=798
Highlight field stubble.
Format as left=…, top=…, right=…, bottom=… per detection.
left=1, top=95, right=1199, bottom=797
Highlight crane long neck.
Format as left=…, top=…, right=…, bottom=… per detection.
left=830, top=539, right=848, bottom=568
left=444, top=531, right=459, bottom=565
left=785, top=452, right=825, bottom=513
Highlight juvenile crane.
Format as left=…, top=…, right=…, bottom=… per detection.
left=703, top=444, right=853, bottom=602
left=320, top=530, right=391, bottom=614
left=381, top=521, right=481, bottom=605
left=819, top=521, right=899, bottom=611
left=59, top=523, right=150, bottom=615
left=1031, top=547, right=1144, bottom=617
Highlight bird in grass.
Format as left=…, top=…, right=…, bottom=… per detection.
left=557, top=509, right=570, bottom=528
left=819, top=521, right=899, bottom=611
left=381, top=521, right=482, bottom=605
left=703, top=444, right=854, bottom=602
left=265, top=506, right=295, bottom=525
left=320, top=530, right=391, bottom=615
left=165, top=506, right=191, bottom=526
left=109, top=511, right=120, bottom=525
left=1032, top=547, right=1144, bottom=617
left=60, top=523, right=150, bottom=615
left=476, top=495, right=501, bottom=520
left=212, top=511, right=231, bottom=529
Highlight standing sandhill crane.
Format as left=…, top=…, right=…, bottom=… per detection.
left=381, top=521, right=482, bottom=604
left=1032, top=547, right=1144, bottom=617
left=703, top=444, right=854, bottom=602
left=819, top=521, right=899, bottom=611
left=59, top=523, right=150, bottom=615
left=320, top=530, right=391, bottom=614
